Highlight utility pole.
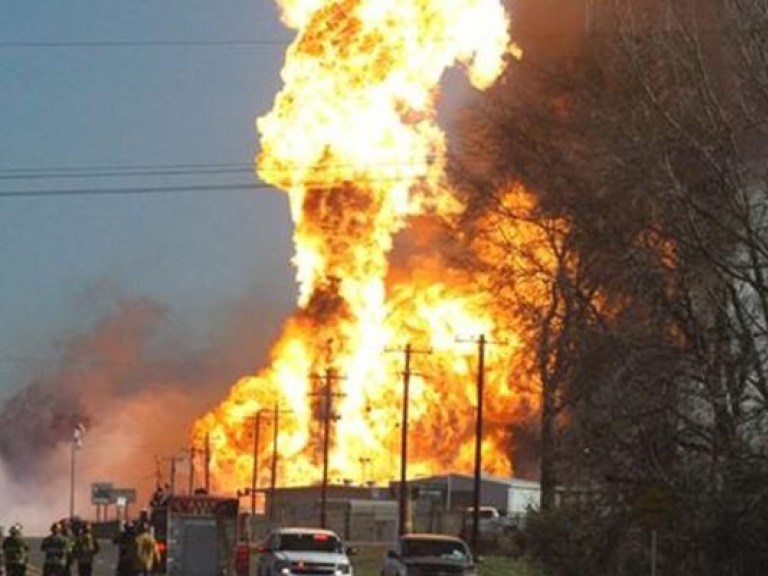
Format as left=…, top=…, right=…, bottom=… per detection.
left=268, top=402, right=293, bottom=521
left=358, top=457, right=372, bottom=485
left=458, top=333, right=496, bottom=552
left=250, top=410, right=266, bottom=516
left=171, top=455, right=177, bottom=495
left=204, top=432, right=211, bottom=493
left=171, top=453, right=185, bottom=495
left=160, top=452, right=186, bottom=496
left=386, top=342, right=431, bottom=536
left=188, top=446, right=196, bottom=495
left=154, top=456, right=164, bottom=488
left=310, top=367, right=345, bottom=529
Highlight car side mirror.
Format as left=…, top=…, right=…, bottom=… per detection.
left=473, top=555, right=484, bottom=564
left=254, top=544, right=269, bottom=554
left=345, top=545, right=357, bottom=556
left=386, top=550, right=399, bottom=560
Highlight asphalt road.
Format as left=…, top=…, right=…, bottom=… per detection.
left=18, top=538, right=119, bottom=576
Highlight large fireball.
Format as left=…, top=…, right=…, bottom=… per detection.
left=193, top=0, right=533, bottom=493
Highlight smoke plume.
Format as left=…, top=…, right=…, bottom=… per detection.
left=0, top=294, right=283, bottom=534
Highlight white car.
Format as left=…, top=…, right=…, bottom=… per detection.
left=255, top=527, right=355, bottom=576
left=380, top=533, right=479, bottom=576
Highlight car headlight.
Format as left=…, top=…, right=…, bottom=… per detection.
left=335, top=564, right=352, bottom=575
left=274, top=560, right=292, bottom=575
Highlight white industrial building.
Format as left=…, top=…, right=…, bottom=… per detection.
left=401, top=473, right=541, bottom=516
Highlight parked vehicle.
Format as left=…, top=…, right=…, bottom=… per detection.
left=254, top=527, right=355, bottom=576
left=380, top=533, right=479, bottom=576
left=461, top=506, right=518, bottom=536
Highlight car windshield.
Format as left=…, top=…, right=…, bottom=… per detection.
left=276, top=533, right=342, bottom=553
left=401, top=539, right=469, bottom=560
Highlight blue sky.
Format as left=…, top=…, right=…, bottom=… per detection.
left=0, top=1, right=298, bottom=397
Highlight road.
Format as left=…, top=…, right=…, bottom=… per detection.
left=18, top=538, right=531, bottom=575
left=21, top=538, right=118, bottom=576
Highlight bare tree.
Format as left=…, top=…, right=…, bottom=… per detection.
left=450, top=0, right=768, bottom=573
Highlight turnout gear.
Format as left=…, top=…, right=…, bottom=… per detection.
left=72, top=524, right=99, bottom=576
left=131, top=523, right=160, bottom=576
left=41, top=525, right=68, bottom=576
left=2, top=526, right=29, bottom=576
left=113, top=523, right=135, bottom=576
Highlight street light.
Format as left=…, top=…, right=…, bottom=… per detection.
left=70, top=423, right=86, bottom=519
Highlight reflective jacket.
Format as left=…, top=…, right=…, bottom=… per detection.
left=73, top=533, right=100, bottom=564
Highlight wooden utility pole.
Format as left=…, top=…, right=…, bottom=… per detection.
left=310, top=367, right=345, bottom=529
left=473, top=335, right=487, bottom=551
left=386, top=342, right=431, bottom=536
left=170, top=455, right=177, bottom=495
left=154, top=456, right=163, bottom=488
left=204, top=432, right=211, bottom=493
left=267, top=402, right=293, bottom=521
left=155, top=452, right=185, bottom=496
left=250, top=410, right=265, bottom=516
left=458, top=333, right=497, bottom=552
left=188, top=447, right=195, bottom=495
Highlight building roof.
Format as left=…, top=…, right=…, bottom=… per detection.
left=407, top=473, right=540, bottom=490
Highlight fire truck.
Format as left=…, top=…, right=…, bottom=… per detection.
left=150, top=493, right=242, bottom=575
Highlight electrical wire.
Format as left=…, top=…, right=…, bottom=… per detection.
left=0, top=39, right=291, bottom=48
left=0, top=158, right=441, bottom=178
left=0, top=166, right=254, bottom=181
left=0, top=182, right=268, bottom=198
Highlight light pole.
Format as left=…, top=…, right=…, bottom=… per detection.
left=70, top=423, right=85, bottom=519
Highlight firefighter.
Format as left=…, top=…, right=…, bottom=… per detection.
left=41, top=523, right=68, bottom=576
left=2, top=524, right=29, bottom=576
left=131, top=522, right=160, bottom=576
left=72, top=523, right=99, bottom=576
left=59, top=520, right=75, bottom=576
left=112, top=522, right=135, bottom=576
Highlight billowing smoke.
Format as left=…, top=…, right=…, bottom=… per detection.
left=0, top=294, right=285, bottom=534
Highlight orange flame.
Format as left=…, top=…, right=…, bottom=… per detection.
left=193, top=0, right=532, bottom=493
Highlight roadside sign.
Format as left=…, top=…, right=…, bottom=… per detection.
left=632, top=484, right=675, bottom=529
left=111, top=488, right=137, bottom=504
left=91, top=482, right=113, bottom=505
left=90, top=483, right=137, bottom=506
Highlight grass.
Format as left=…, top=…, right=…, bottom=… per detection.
left=350, top=544, right=547, bottom=576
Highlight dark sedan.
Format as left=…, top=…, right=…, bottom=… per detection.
left=380, top=533, right=479, bottom=576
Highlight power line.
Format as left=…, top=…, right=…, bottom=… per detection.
left=0, top=182, right=268, bottom=198
left=0, top=39, right=291, bottom=49
left=0, top=161, right=250, bottom=174
left=0, top=166, right=254, bottom=181
left=0, top=158, right=441, bottom=178
left=0, top=174, right=423, bottom=198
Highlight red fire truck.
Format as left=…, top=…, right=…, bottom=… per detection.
left=150, top=493, right=242, bottom=575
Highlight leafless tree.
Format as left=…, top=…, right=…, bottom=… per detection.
left=450, top=0, right=768, bottom=573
